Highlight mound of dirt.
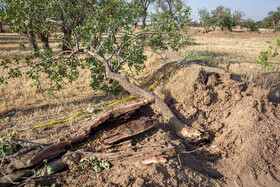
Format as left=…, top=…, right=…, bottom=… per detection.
left=154, top=64, right=280, bottom=186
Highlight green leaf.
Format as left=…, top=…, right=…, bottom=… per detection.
left=92, top=165, right=101, bottom=172
left=2, top=144, right=13, bottom=154
left=46, top=165, right=54, bottom=175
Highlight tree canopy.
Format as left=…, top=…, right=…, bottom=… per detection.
left=267, top=7, right=280, bottom=31
left=198, top=5, right=244, bottom=32
left=2, top=0, right=55, bottom=52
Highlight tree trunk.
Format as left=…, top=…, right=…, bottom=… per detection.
left=142, top=8, right=147, bottom=29
left=104, top=63, right=203, bottom=142
left=26, top=30, right=39, bottom=53
left=273, top=22, right=276, bottom=32
left=0, top=21, right=4, bottom=33
left=62, top=27, right=72, bottom=51
left=40, top=33, right=50, bottom=49
left=134, top=18, right=139, bottom=28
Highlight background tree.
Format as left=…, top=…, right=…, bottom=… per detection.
left=242, top=18, right=259, bottom=31
left=198, top=8, right=216, bottom=32
left=0, top=3, right=4, bottom=33
left=0, top=0, right=200, bottom=140
left=136, top=0, right=155, bottom=28
left=261, top=16, right=274, bottom=30
left=156, top=0, right=184, bottom=15
left=267, top=7, right=280, bottom=32
left=2, top=0, right=54, bottom=53
left=232, top=10, right=244, bottom=27
left=50, top=0, right=90, bottom=51
left=211, top=5, right=229, bottom=31
left=211, top=5, right=243, bottom=31
left=153, top=0, right=191, bottom=34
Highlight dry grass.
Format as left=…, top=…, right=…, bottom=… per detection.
left=185, top=28, right=280, bottom=63
left=0, top=29, right=279, bottom=140
left=0, top=33, right=62, bottom=59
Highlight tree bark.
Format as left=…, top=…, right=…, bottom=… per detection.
left=273, top=22, right=276, bottom=32
left=62, top=27, right=72, bottom=51
left=142, top=8, right=147, bottom=29
left=39, top=33, right=50, bottom=49
left=26, top=30, right=39, bottom=53
left=0, top=21, right=4, bottom=33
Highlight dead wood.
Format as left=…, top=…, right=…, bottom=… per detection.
left=31, top=147, right=67, bottom=165
left=78, top=147, right=176, bottom=165
left=103, top=119, right=157, bottom=144
left=141, top=156, right=168, bottom=164
left=38, top=158, right=67, bottom=176
left=0, top=169, right=33, bottom=185
left=30, top=98, right=155, bottom=165
left=5, top=146, right=35, bottom=160
left=4, top=147, right=38, bottom=174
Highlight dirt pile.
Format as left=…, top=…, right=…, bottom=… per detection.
left=154, top=64, right=280, bottom=186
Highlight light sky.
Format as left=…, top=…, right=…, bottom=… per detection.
left=186, top=0, right=279, bottom=21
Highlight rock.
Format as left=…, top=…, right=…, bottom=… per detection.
left=204, top=95, right=212, bottom=105
left=207, top=74, right=218, bottom=87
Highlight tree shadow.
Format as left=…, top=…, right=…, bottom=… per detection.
left=0, top=34, right=26, bottom=41
left=0, top=46, right=30, bottom=51
left=139, top=60, right=181, bottom=89
left=0, top=94, right=111, bottom=119
left=0, top=38, right=60, bottom=45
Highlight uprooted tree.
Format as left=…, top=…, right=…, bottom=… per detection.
left=0, top=0, right=203, bottom=142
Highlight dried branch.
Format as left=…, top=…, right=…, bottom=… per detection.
left=114, top=45, right=148, bottom=72
left=117, top=32, right=157, bottom=56
left=96, top=11, right=132, bottom=52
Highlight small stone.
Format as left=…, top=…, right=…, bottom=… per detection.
left=204, top=95, right=212, bottom=105
left=235, top=93, right=242, bottom=101
left=241, top=91, right=247, bottom=97
left=207, top=74, right=217, bottom=87
left=86, top=106, right=96, bottom=113
left=211, top=122, right=224, bottom=132
left=133, top=178, right=145, bottom=187
left=223, top=111, right=230, bottom=118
